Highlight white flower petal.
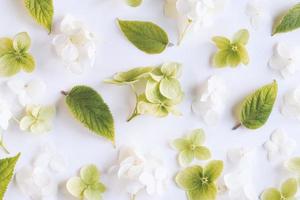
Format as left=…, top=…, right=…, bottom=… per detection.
left=60, top=43, right=79, bottom=62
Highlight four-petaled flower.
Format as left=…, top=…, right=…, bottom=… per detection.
left=212, top=29, right=249, bottom=68
left=245, top=0, right=268, bottom=29
left=67, top=164, right=106, bottom=200
left=175, top=160, right=223, bottom=200
left=263, top=129, right=296, bottom=162
left=268, top=42, right=300, bottom=79
left=172, top=129, right=211, bottom=166
left=261, top=178, right=298, bottom=200
left=20, top=105, right=56, bottom=134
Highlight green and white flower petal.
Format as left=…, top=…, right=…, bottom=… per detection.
left=112, top=67, right=153, bottom=84
left=160, top=78, right=182, bottom=100
left=30, top=121, right=52, bottom=134
left=281, top=178, right=297, bottom=198
left=0, top=38, right=13, bottom=56
left=0, top=53, right=22, bottom=76
left=172, top=138, right=190, bottom=151
left=175, top=166, right=203, bottom=190
left=19, top=116, right=35, bottom=131
left=233, top=29, right=249, bottom=45
left=188, top=129, right=205, bottom=145
left=187, top=183, right=217, bottom=200
left=126, top=0, right=142, bottom=7
left=204, top=160, right=223, bottom=182
left=194, top=146, right=211, bottom=160
left=92, top=182, right=106, bottom=193
left=178, top=150, right=194, bottom=166
left=38, top=106, right=56, bottom=120
left=227, top=52, right=241, bottom=67
left=213, top=50, right=228, bottom=67
left=66, top=177, right=86, bottom=198
left=212, top=36, right=230, bottom=49
left=13, top=32, right=31, bottom=52
left=80, top=164, right=100, bottom=185
left=261, top=188, right=281, bottom=200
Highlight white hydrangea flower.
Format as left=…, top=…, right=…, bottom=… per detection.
left=192, top=75, right=228, bottom=125
left=164, top=0, right=227, bottom=43
left=223, top=148, right=256, bottom=200
left=52, top=15, right=96, bottom=74
left=7, top=79, right=46, bottom=107
left=281, top=87, right=300, bottom=120
left=245, top=0, right=268, bottom=29
left=109, top=147, right=168, bottom=197
left=0, top=99, right=12, bottom=130
left=269, top=42, right=300, bottom=79
left=263, top=129, right=296, bottom=161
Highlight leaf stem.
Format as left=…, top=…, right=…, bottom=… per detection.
left=232, top=123, right=242, bottom=130
left=0, top=143, right=9, bottom=154
left=178, top=19, right=192, bottom=45
left=127, top=85, right=140, bottom=122
left=61, top=91, right=69, bottom=96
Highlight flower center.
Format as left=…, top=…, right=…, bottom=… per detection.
left=200, top=176, right=208, bottom=184
left=190, top=144, right=197, bottom=150
left=231, top=45, right=238, bottom=52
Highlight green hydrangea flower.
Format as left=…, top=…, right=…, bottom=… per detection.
left=0, top=32, right=35, bottom=76
left=172, top=129, right=211, bottom=166
left=20, top=105, right=56, bottom=134
left=212, top=29, right=249, bottom=68
left=66, top=164, right=106, bottom=200
left=261, top=178, right=298, bottom=200
left=176, top=160, right=223, bottom=200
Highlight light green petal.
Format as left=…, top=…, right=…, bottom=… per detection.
left=261, top=188, right=281, bottom=200
left=175, top=166, right=203, bottom=190
left=0, top=38, right=13, bottom=56
left=145, top=80, right=161, bottom=103
left=13, top=32, right=31, bottom=52
left=150, top=67, right=163, bottom=81
left=238, top=44, right=249, bottom=65
left=286, top=157, right=300, bottom=173
left=160, top=62, right=181, bottom=78
left=233, top=29, right=249, bottom=45
left=188, top=129, right=205, bottom=145
left=38, top=106, right=56, bottom=120
left=66, top=177, right=86, bottom=198
left=111, top=67, right=153, bottom=84
left=204, top=160, right=223, bottom=182
left=0, top=53, right=21, bottom=76
left=20, top=53, right=35, bottom=73
left=80, top=164, right=100, bottom=185
left=92, top=182, right=106, bottom=193
left=194, top=146, right=211, bottom=160
left=30, top=121, right=52, bottom=133
left=227, top=52, right=241, bottom=67
left=19, top=116, right=35, bottom=131
left=179, top=150, right=194, bottom=166
left=83, top=186, right=103, bottom=200
left=212, top=36, right=230, bottom=49
left=281, top=178, right=298, bottom=198
left=154, top=105, right=169, bottom=117
left=213, top=50, right=228, bottom=68
left=159, top=78, right=182, bottom=100
left=172, top=138, right=190, bottom=151
left=187, top=183, right=217, bottom=200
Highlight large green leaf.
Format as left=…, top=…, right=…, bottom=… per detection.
left=117, top=19, right=169, bottom=54
left=240, top=81, right=278, bottom=129
left=273, top=3, right=300, bottom=35
left=65, top=86, right=115, bottom=143
left=24, top=0, right=54, bottom=32
left=0, top=153, right=21, bottom=200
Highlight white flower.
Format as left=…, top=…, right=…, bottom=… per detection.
left=192, top=75, right=228, bottom=125
left=223, top=148, right=256, bottom=200
left=269, top=42, right=300, bottom=78
left=281, top=87, right=300, bottom=120
left=52, top=15, right=96, bottom=74
left=0, top=100, right=12, bottom=130
left=164, top=0, right=226, bottom=43
left=245, top=0, right=268, bottom=29
left=110, top=147, right=168, bottom=197
left=7, top=79, right=46, bottom=106
left=263, top=129, right=296, bottom=161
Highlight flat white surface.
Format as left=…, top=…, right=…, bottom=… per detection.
left=1, top=0, right=300, bottom=200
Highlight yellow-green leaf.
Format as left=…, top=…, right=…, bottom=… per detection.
left=65, top=86, right=115, bottom=143
left=24, top=0, right=54, bottom=32
left=239, top=81, right=278, bottom=129
left=117, top=19, right=169, bottom=54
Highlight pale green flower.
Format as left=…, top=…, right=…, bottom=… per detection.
left=0, top=32, right=35, bottom=76
left=66, top=164, right=106, bottom=200
left=212, top=29, right=249, bottom=68
left=176, top=160, right=224, bottom=200
left=20, top=105, right=56, bottom=134
left=172, top=129, right=211, bottom=166
left=261, top=178, right=298, bottom=200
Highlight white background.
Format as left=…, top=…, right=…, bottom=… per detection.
left=1, top=0, right=300, bottom=199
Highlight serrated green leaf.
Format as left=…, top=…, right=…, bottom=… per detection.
left=65, top=86, right=115, bottom=143
left=281, top=178, right=298, bottom=198
left=239, top=81, right=278, bottom=129
left=0, top=153, right=21, bottom=199
left=117, top=19, right=169, bottom=54
left=24, top=0, right=54, bottom=32
left=126, top=0, right=142, bottom=7
left=273, top=3, right=300, bottom=35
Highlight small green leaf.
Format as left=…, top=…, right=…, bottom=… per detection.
left=0, top=153, right=21, bottom=199
left=273, top=3, right=300, bottom=35
left=117, top=19, right=169, bottom=54
left=261, top=188, right=281, bottom=200
left=24, top=0, right=54, bottom=32
left=239, top=81, right=278, bottom=129
left=65, top=86, right=115, bottom=143
left=13, top=32, right=31, bottom=51
left=176, top=166, right=203, bottom=190
left=126, top=0, right=142, bottom=7
left=286, top=157, right=300, bottom=173
left=281, top=178, right=297, bottom=198
left=204, top=160, right=223, bottom=182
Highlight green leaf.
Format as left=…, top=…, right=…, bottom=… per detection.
left=65, top=86, right=115, bottom=143
left=239, top=81, right=278, bottom=129
left=126, top=0, right=142, bottom=7
left=117, top=19, right=169, bottom=54
left=66, top=177, right=86, bottom=198
left=159, top=78, right=182, bottom=100
left=273, top=3, right=300, bottom=35
left=187, top=183, right=217, bottom=200
left=175, top=166, right=203, bottom=190
left=286, top=157, right=300, bottom=173
left=80, top=165, right=100, bottom=185
left=233, top=29, right=249, bottom=45
left=281, top=178, right=298, bottom=198
left=24, top=0, right=54, bottom=32
left=212, top=37, right=230, bottom=49
left=0, top=153, right=21, bottom=199
left=13, top=32, right=31, bottom=52
left=204, top=160, right=223, bottom=182
left=261, top=188, right=281, bottom=200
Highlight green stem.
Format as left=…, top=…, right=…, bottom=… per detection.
left=178, top=19, right=192, bottom=45
left=127, top=85, right=140, bottom=122
left=0, top=142, right=9, bottom=154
